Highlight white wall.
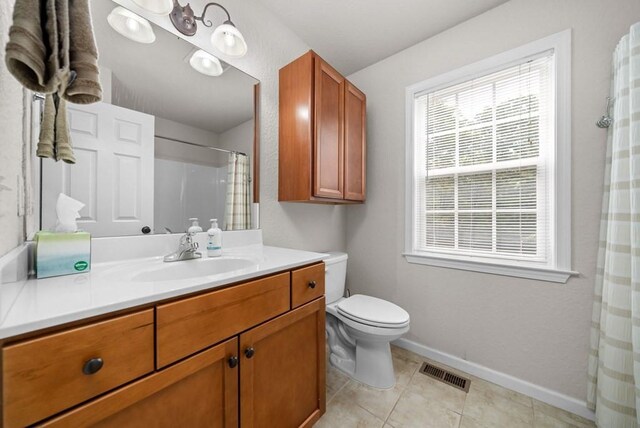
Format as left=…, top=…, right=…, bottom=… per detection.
left=345, top=0, right=640, bottom=402
left=218, top=119, right=253, bottom=158
left=115, top=0, right=347, bottom=253
left=154, top=116, right=226, bottom=167
left=0, top=0, right=26, bottom=257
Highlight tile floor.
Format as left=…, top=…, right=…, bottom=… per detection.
left=317, top=346, right=595, bottom=428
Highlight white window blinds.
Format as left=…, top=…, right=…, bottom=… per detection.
left=413, top=52, right=555, bottom=265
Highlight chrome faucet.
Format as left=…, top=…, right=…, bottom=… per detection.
left=164, top=231, right=202, bottom=262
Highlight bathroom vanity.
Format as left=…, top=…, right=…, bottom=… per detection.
left=0, top=233, right=327, bottom=428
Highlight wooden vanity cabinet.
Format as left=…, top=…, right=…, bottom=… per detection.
left=3, top=263, right=326, bottom=428
left=240, top=299, right=325, bottom=428
left=279, top=51, right=366, bottom=203
left=38, top=338, right=239, bottom=428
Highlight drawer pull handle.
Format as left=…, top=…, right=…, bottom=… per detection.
left=82, top=358, right=104, bottom=375
left=308, top=280, right=317, bottom=289
left=228, top=355, right=239, bottom=368
left=245, top=347, right=255, bottom=359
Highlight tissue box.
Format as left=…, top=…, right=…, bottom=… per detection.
left=35, top=231, right=91, bottom=279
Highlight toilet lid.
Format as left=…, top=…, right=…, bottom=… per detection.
left=337, top=295, right=410, bottom=328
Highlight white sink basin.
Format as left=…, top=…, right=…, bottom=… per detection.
left=131, top=257, right=257, bottom=282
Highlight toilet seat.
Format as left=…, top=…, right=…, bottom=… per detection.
left=337, top=295, right=410, bottom=328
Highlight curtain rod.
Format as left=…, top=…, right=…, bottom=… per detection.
left=155, top=135, right=247, bottom=156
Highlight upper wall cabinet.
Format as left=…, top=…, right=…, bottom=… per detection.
left=279, top=51, right=366, bottom=203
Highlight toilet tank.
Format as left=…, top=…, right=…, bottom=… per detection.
left=323, top=252, right=348, bottom=304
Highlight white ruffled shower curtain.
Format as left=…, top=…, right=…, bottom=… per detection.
left=587, top=22, right=640, bottom=427
left=224, top=152, right=251, bottom=230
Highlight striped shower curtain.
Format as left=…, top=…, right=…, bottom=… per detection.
left=587, top=22, right=640, bottom=427
left=224, top=152, right=251, bottom=230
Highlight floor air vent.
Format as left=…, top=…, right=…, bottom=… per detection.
left=419, top=362, right=471, bottom=393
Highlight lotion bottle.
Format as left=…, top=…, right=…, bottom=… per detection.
left=207, top=219, right=222, bottom=257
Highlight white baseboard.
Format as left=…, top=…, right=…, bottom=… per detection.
left=393, top=338, right=595, bottom=422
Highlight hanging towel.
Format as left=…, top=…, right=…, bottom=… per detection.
left=36, top=94, right=75, bottom=164
left=5, top=0, right=100, bottom=162
left=36, top=95, right=55, bottom=159
left=63, top=0, right=102, bottom=104
left=5, top=0, right=70, bottom=94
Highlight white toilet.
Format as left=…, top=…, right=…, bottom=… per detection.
left=324, top=252, right=410, bottom=389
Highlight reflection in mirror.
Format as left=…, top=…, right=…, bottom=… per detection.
left=38, top=1, right=259, bottom=238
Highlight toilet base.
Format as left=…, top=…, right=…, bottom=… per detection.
left=326, top=311, right=407, bottom=389
left=353, top=340, right=396, bottom=389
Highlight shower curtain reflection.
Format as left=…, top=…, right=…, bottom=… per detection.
left=224, top=152, right=251, bottom=230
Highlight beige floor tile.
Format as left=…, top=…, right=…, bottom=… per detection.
left=339, top=379, right=404, bottom=420
left=459, top=415, right=489, bottom=428
left=316, top=392, right=385, bottom=428
left=391, top=345, right=422, bottom=363
left=387, top=388, right=462, bottom=428
left=393, top=352, right=421, bottom=388
left=470, top=378, right=533, bottom=408
left=406, top=371, right=467, bottom=413
left=326, top=365, right=350, bottom=402
left=532, top=400, right=595, bottom=428
left=462, top=381, right=534, bottom=428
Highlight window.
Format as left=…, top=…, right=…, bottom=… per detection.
left=404, top=31, right=574, bottom=283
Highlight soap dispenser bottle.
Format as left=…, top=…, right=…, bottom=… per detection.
left=188, top=218, right=203, bottom=234
left=207, top=219, right=222, bottom=257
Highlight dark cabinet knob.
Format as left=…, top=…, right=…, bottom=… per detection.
left=228, top=356, right=239, bottom=368
left=82, top=358, right=103, bottom=375
left=141, top=226, right=151, bottom=234
left=308, top=280, right=317, bottom=289
left=244, top=347, right=255, bottom=359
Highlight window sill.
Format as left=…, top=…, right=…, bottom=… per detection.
left=402, top=253, right=578, bottom=283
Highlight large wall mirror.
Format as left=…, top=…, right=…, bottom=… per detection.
left=37, top=1, right=259, bottom=238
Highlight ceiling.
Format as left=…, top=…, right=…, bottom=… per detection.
left=259, top=0, right=509, bottom=75
left=91, top=1, right=258, bottom=134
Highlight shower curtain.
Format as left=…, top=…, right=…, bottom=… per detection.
left=224, top=152, right=251, bottom=230
left=587, top=22, right=640, bottom=427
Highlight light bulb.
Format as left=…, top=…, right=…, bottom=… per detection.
left=223, top=32, right=236, bottom=48
left=189, top=50, right=223, bottom=76
left=126, top=17, right=140, bottom=32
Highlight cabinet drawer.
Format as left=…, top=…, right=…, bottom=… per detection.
left=291, top=263, right=325, bottom=308
left=38, top=338, right=239, bottom=428
left=157, top=273, right=290, bottom=368
left=3, top=309, right=155, bottom=428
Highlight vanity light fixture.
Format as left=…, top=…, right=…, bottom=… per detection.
left=189, top=49, right=223, bottom=76
left=168, top=1, right=248, bottom=58
left=131, top=0, right=173, bottom=15
left=107, top=7, right=156, bottom=44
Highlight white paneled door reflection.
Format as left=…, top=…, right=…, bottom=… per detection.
left=41, top=102, right=154, bottom=237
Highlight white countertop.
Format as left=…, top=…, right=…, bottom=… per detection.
left=0, top=244, right=327, bottom=339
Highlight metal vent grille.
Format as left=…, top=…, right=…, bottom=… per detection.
left=419, top=362, right=470, bottom=393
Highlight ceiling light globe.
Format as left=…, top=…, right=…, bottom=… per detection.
left=189, top=50, right=224, bottom=77
left=107, top=7, right=156, bottom=44
left=211, top=22, right=247, bottom=58
left=131, top=0, right=173, bottom=15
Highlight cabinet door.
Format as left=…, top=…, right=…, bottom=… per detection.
left=344, top=82, right=366, bottom=201
left=39, top=338, right=239, bottom=428
left=314, top=58, right=344, bottom=199
left=240, top=298, right=326, bottom=428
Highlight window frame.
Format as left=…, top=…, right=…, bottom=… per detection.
left=403, top=30, right=575, bottom=283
